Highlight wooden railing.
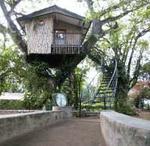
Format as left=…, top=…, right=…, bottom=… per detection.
left=51, top=45, right=83, bottom=54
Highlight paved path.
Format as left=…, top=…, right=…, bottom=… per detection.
left=1, top=117, right=106, bottom=146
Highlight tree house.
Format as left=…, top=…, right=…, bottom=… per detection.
left=18, top=5, right=90, bottom=68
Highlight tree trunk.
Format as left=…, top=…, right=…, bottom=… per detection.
left=114, top=61, right=130, bottom=113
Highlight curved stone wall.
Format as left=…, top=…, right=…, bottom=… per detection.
left=100, top=111, right=150, bottom=146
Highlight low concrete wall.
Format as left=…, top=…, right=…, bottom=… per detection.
left=0, top=110, right=36, bottom=115
left=0, top=110, right=69, bottom=143
left=52, top=106, right=73, bottom=118
left=100, top=111, right=150, bottom=146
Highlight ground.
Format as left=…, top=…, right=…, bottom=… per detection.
left=137, top=110, right=150, bottom=120
left=1, top=117, right=106, bottom=146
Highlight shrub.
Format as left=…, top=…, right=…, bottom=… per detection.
left=81, top=103, right=103, bottom=111
left=0, top=100, right=24, bottom=109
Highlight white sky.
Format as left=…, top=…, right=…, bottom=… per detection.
left=50, top=0, right=88, bottom=16
left=17, top=0, right=87, bottom=16
left=0, top=0, right=88, bottom=25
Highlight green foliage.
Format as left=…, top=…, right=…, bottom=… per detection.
left=140, top=87, right=150, bottom=99
left=0, top=100, right=24, bottom=109
left=0, top=47, right=24, bottom=94
left=0, top=46, right=53, bottom=109
left=22, top=62, right=53, bottom=109
left=116, top=103, right=136, bottom=116
left=141, top=62, right=150, bottom=74
left=61, top=67, right=88, bottom=109
left=140, top=62, right=150, bottom=80
left=82, top=103, right=102, bottom=111
left=134, top=87, right=150, bottom=109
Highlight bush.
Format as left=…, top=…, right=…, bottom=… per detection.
left=115, top=99, right=136, bottom=116
left=81, top=103, right=103, bottom=111
left=0, top=100, right=24, bottom=109
left=117, top=104, right=136, bottom=115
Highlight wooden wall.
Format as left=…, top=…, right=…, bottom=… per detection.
left=25, top=16, right=82, bottom=54
left=54, top=20, right=82, bottom=45
left=25, top=16, right=53, bottom=54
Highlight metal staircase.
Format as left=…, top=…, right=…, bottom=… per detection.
left=94, top=58, right=118, bottom=109
left=82, top=58, right=118, bottom=110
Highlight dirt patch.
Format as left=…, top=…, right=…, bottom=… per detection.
left=138, top=111, right=150, bottom=120
left=135, top=110, right=150, bottom=120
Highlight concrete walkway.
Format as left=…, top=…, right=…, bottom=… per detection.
left=1, top=117, right=106, bottom=146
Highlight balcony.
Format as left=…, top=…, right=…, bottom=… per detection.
left=51, top=32, right=83, bottom=54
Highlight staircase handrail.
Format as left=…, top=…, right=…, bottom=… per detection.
left=107, top=59, right=118, bottom=88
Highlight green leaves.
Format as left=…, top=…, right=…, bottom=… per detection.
left=138, top=40, right=149, bottom=50
left=140, top=87, right=150, bottom=99
left=60, top=66, right=88, bottom=109
left=0, top=47, right=24, bottom=94
left=140, top=62, right=150, bottom=80
left=0, top=45, right=53, bottom=109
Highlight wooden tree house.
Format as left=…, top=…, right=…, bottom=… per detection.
left=18, top=5, right=90, bottom=68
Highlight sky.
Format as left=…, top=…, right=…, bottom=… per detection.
left=17, top=0, right=88, bottom=16
left=0, top=0, right=88, bottom=25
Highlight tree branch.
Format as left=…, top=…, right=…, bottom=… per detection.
left=129, top=50, right=143, bottom=88
left=102, top=2, right=149, bottom=24
left=8, top=0, right=22, bottom=15
left=127, top=27, right=150, bottom=78
left=84, top=0, right=94, bottom=11
left=0, top=23, right=9, bottom=33
left=0, top=0, right=27, bottom=54
left=98, top=0, right=132, bottom=17
left=122, top=31, right=136, bottom=63
left=0, top=24, right=10, bottom=49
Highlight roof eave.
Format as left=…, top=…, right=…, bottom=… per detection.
left=17, top=5, right=85, bottom=22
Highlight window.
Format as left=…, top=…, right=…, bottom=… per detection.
left=54, top=30, right=66, bottom=45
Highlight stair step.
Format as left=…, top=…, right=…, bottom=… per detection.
left=96, top=96, right=114, bottom=98
left=99, top=91, right=112, bottom=94
left=99, top=86, right=108, bottom=89
left=98, top=95, right=113, bottom=98
left=101, top=82, right=109, bottom=84
left=103, top=78, right=110, bottom=80
left=100, top=88, right=112, bottom=91
left=98, top=93, right=113, bottom=96
left=100, top=82, right=108, bottom=85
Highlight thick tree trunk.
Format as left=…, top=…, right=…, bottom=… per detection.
left=114, top=61, right=132, bottom=114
